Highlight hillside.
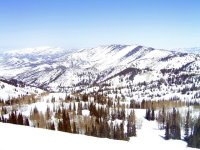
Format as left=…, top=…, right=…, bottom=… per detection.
left=0, top=109, right=196, bottom=150
left=0, top=45, right=200, bottom=149
left=0, top=78, right=43, bottom=100
left=0, top=44, right=200, bottom=102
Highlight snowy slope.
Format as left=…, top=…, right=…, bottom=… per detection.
left=0, top=46, right=70, bottom=77
left=0, top=80, right=44, bottom=100
left=0, top=44, right=200, bottom=101
left=0, top=110, right=196, bottom=150
left=0, top=45, right=171, bottom=85
left=173, top=47, right=200, bottom=54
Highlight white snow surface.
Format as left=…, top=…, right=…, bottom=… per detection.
left=0, top=109, right=197, bottom=150
left=0, top=44, right=200, bottom=102
left=0, top=81, right=44, bottom=100
left=173, top=47, right=200, bottom=54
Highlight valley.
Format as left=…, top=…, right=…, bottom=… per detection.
left=0, top=45, right=200, bottom=149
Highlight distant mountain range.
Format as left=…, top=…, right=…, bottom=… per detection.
left=172, top=47, right=200, bottom=54
left=0, top=44, right=200, bottom=101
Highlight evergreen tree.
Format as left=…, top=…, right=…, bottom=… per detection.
left=127, top=110, right=136, bottom=137
left=8, top=111, right=17, bottom=124
left=55, top=107, right=62, bottom=119
left=50, top=122, right=55, bottom=130
left=188, top=115, right=200, bottom=148
left=184, top=110, right=190, bottom=141
left=157, top=107, right=166, bottom=129
left=165, top=108, right=181, bottom=140
left=120, top=122, right=125, bottom=140
left=69, top=103, right=72, bottom=111
left=171, top=108, right=181, bottom=139
left=17, top=113, right=24, bottom=125
left=145, top=109, right=151, bottom=120
left=62, top=110, right=71, bottom=133
left=77, top=102, right=82, bottom=115
left=151, top=109, right=155, bottom=120
left=99, top=119, right=105, bottom=137
left=58, top=120, right=63, bottom=131
left=91, top=123, right=97, bottom=137
left=165, top=121, right=170, bottom=140
left=115, top=124, right=121, bottom=140
left=24, top=118, right=29, bottom=126
left=45, top=106, right=51, bottom=121
left=73, top=102, right=76, bottom=111
left=82, top=94, right=88, bottom=102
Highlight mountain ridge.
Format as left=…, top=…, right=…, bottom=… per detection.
left=0, top=44, right=200, bottom=101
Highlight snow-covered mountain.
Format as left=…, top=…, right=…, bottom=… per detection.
left=0, top=44, right=200, bottom=101
left=0, top=78, right=44, bottom=100
left=172, top=47, right=200, bottom=54
left=0, top=45, right=200, bottom=149
left=0, top=46, right=71, bottom=77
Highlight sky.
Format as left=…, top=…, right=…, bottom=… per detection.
left=0, top=0, right=200, bottom=50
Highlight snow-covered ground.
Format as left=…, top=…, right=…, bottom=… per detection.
left=0, top=44, right=200, bottom=102
left=0, top=44, right=199, bottom=149
left=0, top=80, right=44, bottom=100
left=0, top=112, right=197, bottom=150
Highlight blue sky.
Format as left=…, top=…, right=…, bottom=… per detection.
left=0, top=0, right=200, bottom=50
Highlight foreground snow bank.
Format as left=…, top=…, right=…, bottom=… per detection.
left=0, top=123, right=127, bottom=150
left=0, top=122, right=197, bottom=150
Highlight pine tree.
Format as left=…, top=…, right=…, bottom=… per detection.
left=56, top=107, right=62, bottom=119
left=184, top=110, right=190, bottom=141
left=82, top=94, right=88, bottom=102
left=45, top=106, right=51, bottom=121
left=171, top=108, right=181, bottom=139
left=73, top=102, right=76, bottom=111
left=141, top=100, right=146, bottom=109
left=62, top=110, right=71, bottom=133
left=25, top=118, right=29, bottom=126
left=151, top=109, right=155, bottom=120
left=58, top=120, right=63, bottom=131
left=77, top=102, right=82, bottom=115
left=50, top=122, right=55, bottom=130
left=145, top=109, right=151, bottom=120
left=91, top=123, right=97, bottom=137
left=8, top=111, right=17, bottom=124
left=69, top=103, right=72, bottom=111
left=127, top=110, right=136, bottom=137
left=157, top=107, right=166, bottom=129
left=165, top=108, right=181, bottom=140
left=114, top=124, right=120, bottom=140
left=99, top=119, right=104, bottom=137
left=165, top=121, right=170, bottom=140
left=38, top=112, right=46, bottom=128
left=17, top=113, right=24, bottom=125
left=187, top=115, right=200, bottom=148
left=120, top=122, right=125, bottom=140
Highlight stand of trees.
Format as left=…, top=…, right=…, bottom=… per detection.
left=165, top=108, right=181, bottom=140
left=0, top=111, right=29, bottom=126
left=2, top=92, right=200, bottom=144
left=187, top=115, right=200, bottom=148
left=145, top=108, right=155, bottom=121
left=0, top=93, right=137, bottom=141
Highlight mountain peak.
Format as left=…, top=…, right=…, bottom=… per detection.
left=4, top=46, right=66, bottom=56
